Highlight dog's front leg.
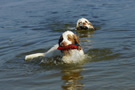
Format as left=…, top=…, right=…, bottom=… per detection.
left=25, top=53, right=45, bottom=61
left=25, top=44, right=61, bottom=61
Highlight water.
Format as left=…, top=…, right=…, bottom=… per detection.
left=0, top=0, right=135, bottom=89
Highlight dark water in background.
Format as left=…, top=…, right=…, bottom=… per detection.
left=0, top=0, right=135, bottom=89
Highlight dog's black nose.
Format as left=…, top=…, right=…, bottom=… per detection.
left=80, top=26, right=88, bottom=30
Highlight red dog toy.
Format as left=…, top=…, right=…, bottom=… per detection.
left=57, top=44, right=78, bottom=50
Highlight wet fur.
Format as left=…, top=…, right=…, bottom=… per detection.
left=25, top=31, right=84, bottom=63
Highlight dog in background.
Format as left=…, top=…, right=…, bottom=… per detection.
left=76, top=18, right=95, bottom=30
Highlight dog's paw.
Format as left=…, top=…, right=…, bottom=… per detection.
left=25, top=53, right=45, bottom=61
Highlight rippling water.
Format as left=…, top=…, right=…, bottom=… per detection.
left=0, top=0, right=135, bottom=89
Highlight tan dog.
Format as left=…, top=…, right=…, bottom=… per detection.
left=76, top=18, right=95, bottom=30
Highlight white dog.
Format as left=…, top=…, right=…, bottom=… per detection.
left=25, top=31, right=85, bottom=63
left=76, top=18, right=95, bottom=30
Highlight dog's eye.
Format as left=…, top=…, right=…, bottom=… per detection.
left=79, top=22, right=81, bottom=24
left=85, top=21, right=88, bottom=23
left=68, top=37, right=71, bottom=41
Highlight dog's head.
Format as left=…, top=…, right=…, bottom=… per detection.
left=58, top=31, right=81, bottom=50
left=76, top=18, right=94, bottom=30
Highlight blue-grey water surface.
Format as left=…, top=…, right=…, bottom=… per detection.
left=0, top=0, right=135, bottom=90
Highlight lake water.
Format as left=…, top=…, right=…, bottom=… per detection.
left=0, top=0, right=135, bottom=90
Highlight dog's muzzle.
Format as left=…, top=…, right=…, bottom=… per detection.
left=79, top=26, right=88, bottom=30
left=79, top=26, right=95, bottom=30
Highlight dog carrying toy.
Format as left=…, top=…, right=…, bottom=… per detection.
left=57, top=44, right=79, bottom=50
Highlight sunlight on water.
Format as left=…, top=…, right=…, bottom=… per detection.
left=1, top=0, right=135, bottom=89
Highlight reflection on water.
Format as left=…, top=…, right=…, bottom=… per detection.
left=61, top=66, right=83, bottom=90
left=76, top=30, right=94, bottom=38
left=76, top=25, right=101, bottom=38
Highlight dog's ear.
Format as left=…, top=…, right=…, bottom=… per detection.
left=88, top=22, right=94, bottom=29
left=77, top=46, right=82, bottom=50
left=58, top=35, right=63, bottom=46
left=73, top=34, right=82, bottom=50
left=73, top=34, right=79, bottom=45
